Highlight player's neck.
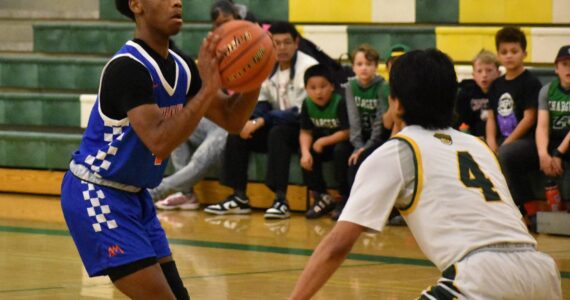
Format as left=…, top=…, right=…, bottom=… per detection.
left=505, top=65, right=525, bottom=80
left=135, top=28, right=170, bottom=59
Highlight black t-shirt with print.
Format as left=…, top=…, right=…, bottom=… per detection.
left=455, top=79, right=489, bottom=137
left=487, top=69, right=542, bottom=138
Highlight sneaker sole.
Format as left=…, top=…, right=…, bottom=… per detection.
left=204, top=208, right=252, bottom=215
left=155, top=203, right=200, bottom=210
left=264, top=213, right=290, bottom=219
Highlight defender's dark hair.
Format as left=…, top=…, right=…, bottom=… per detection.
left=303, top=64, right=335, bottom=86
left=115, top=0, right=134, bottom=20
left=495, top=26, right=527, bottom=51
left=269, top=21, right=299, bottom=40
left=210, top=0, right=239, bottom=21
left=389, top=49, right=458, bottom=130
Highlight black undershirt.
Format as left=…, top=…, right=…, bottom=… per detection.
left=99, top=39, right=202, bottom=119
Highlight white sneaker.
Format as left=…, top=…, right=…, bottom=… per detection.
left=204, top=194, right=251, bottom=215
left=264, top=201, right=290, bottom=219
left=155, top=192, right=199, bottom=210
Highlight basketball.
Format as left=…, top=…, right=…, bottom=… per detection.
left=214, top=20, right=276, bottom=92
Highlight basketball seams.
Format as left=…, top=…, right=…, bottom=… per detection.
left=219, top=28, right=269, bottom=74
left=215, top=20, right=276, bottom=92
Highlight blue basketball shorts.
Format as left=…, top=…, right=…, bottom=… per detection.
left=60, top=171, right=171, bottom=277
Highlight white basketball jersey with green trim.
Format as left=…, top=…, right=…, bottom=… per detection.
left=394, top=126, right=536, bottom=271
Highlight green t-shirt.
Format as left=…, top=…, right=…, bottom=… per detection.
left=546, top=79, right=570, bottom=140
left=301, top=93, right=349, bottom=137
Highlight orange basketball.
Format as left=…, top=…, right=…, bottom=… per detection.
left=214, top=20, right=276, bottom=93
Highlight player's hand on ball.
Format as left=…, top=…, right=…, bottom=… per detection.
left=198, top=32, right=223, bottom=94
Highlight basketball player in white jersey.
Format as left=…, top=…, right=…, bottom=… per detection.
left=289, top=49, right=562, bottom=300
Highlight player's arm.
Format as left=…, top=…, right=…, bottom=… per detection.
left=536, top=109, right=553, bottom=175
left=299, top=129, right=313, bottom=155
left=299, top=129, right=314, bottom=171
left=289, top=221, right=364, bottom=300
left=316, top=98, right=350, bottom=148
left=485, top=109, right=498, bottom=152
left=315, top=129, right=349, bottom=148
left=128, top=33, right=222, bottom=159
left=204, top=88, right=261, bottom=134
left=502, top=107, right=537, bottom=145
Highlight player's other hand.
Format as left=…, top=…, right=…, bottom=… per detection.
left=198, top=32, right=222, bottom=94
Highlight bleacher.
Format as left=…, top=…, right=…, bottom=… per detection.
left=0, top=0, right=569, bottom=209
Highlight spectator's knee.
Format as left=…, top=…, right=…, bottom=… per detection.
left=497, top=143, right=517, bottom=168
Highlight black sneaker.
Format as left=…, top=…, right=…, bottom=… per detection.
left=306, top=194, right=335, bottom=219
left=264, top=200, right=290, bottom=219
left=330, top=197, right=347, bottom=221
left=204, top=194, right=251, bottom=215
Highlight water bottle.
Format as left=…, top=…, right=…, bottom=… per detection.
left=545, top=179, right=562, bottom=211
left=459, top=123, right=470, bottom=133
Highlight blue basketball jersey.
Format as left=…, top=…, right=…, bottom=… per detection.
left=72, top=40, right=191, bottom=188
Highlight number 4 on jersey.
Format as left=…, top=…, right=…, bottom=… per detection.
left=457, top=151, right=501, bottom=201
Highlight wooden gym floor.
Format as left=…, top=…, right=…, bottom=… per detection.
left=0, top=193, right=568, bottom=299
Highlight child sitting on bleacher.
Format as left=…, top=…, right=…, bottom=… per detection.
left=535, top=45, right=570, bottom=205
left=300, top=64, right=352, bottom=219
left=332, top=44, right=388, bottom=220
left=485, top=26, right=543, bottom=227
left=454, top=50, right=500, bottom=137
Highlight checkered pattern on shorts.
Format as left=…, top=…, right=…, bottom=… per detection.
left=82, top=182, right=118, bottom=232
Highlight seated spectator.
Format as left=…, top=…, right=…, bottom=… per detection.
left=536, top=45, right=570, bottom=191
left=299, top=64, right=352, bottom=219
left=151, top=118, right=227, bottom=210
left=204, top=21, right=318, bottom=219
left=454, top=50, right=500, bottom=137
left=380, top=44, right=410, bottom=139
left=333, top=44, right=387, bottom=220
left=210, top=0, right=240, bottom=28
left=485, top=27, right=542, bottom=226
left=210, top=0, right=258, bottom=28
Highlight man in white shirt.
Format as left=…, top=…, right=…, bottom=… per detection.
left=205, top=21, right=318, bottom=219
left=289, top=49, right=561, bottom=300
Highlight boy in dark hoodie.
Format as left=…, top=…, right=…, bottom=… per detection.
left=455, top=50, right=501, bottom=137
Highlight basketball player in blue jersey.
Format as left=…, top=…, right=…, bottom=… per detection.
left=60, top=0, right=260, bottom=299
left=290, top=50, right=561, bottom=299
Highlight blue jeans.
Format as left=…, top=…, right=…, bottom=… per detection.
left=151, top=118, right=227, bottom=198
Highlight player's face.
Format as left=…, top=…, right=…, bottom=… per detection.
left=352, top=52, right=377, bottom=84
left=137, top=0, right=183, bottom=36
left=306, top=76, right=335, bottom=107
left=472, top=60, right=500, bottom=92
left=497, top=42, right=526, bottom=71
left=556, top=58, right=570, bottom=89
left=272, top=33, right=298, bottom=66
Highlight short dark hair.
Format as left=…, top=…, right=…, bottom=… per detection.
left=495, top=26, right=527, bottom=51
left=115, top=0, right=134, bottom=20
left=304, top=64, right=335, bottom=86
left=389, top=49, right=458, bottom=130
left=269, top=21, right=299, bottom=40
left=210, top=0, right=239, bottom=21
